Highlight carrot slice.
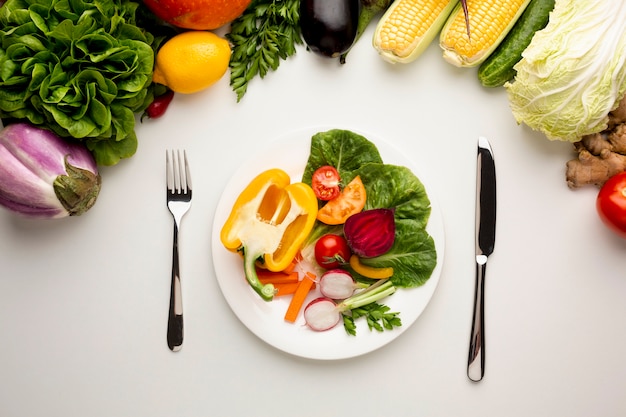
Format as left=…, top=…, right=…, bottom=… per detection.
left=274, top=282, right=301, bottom=297
left=257, top=271, right=299, bottom=285
left=273, top=281, right=316, bottom=297
left=282, top=251, right=303, bottom=274
left=284, top=272, right=316, bottom=323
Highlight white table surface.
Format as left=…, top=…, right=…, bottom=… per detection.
left=1, top=24, right=625, bottom=417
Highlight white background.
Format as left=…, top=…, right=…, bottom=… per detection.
left=1, top=20, right=625, bottom=417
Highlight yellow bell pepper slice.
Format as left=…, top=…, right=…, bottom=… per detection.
left=349, top=255, right=394, bottom=279
left=220, top=168, right=318, bottom=301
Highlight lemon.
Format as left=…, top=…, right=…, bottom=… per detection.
left=152, top=31, right=231, bottom=94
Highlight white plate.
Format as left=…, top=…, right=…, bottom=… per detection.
left=211, top=126, right=445, bottom=360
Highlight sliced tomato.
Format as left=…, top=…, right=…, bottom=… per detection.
left=317, top=175, right=366, bottom=225
left=311, top=165, right=341, bottom=201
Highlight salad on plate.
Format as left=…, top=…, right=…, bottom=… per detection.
left=218, top=129, right=438, bottom=336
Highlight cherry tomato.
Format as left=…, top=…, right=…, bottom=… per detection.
left=311, top=165, right=341, bottom=201
left=317, top=175, right=366, bottom=225
left=314, top=234, right=352, bottom=269
left=596, top=172, right=626, bottom=238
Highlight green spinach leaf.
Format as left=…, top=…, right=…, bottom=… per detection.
left=355, top=163, right=431, bottom=228
left=302, top=129, right=383, bottom=185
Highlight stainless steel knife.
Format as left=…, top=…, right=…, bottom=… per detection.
left=468, top=136, right=496, bottom=382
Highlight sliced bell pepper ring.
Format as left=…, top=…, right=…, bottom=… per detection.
left=220, top=168, right=318, bottom=301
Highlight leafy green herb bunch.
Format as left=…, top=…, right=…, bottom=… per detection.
left=0, top=0, right=163, bottom=165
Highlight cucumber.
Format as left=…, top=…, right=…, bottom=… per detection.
left=477, top=0, right=555, bottom=88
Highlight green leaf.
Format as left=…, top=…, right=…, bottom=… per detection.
left=342, top=314, right=357, bottom=336
left=302, top=129, right=384, bottom=185
left=87, top=130, right=138, bottom=166
left=356, top=163, right=431, bottom=227
left=227, top=0, right=302, bottom=102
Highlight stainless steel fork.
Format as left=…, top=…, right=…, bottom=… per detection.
left=166, top=150, right=192, bottom=352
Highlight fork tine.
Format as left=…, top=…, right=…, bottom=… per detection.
left=166, top=150, right=192, bottom=195
left=183, top=150, right=191, bottom=192
left=173, top=150, right=182, bottom=192
left=166, top=150, right=173, bottom=191
left=177, top=150, right=185, bottom=192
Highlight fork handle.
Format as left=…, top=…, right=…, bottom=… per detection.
left=167, top=223, right=183, bottom=351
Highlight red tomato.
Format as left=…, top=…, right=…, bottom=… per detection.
left=311, top=165, right=341, bottom=201
left=596, top=172, right=626, bottom=238
left=314, top=234, right=351, bottom=269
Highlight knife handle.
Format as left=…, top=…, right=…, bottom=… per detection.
left=468, top=255, right=487, bottom=382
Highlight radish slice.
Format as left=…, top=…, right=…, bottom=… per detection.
left=319, top=269, right=356, bottom=300
left=304, top=297, right=341, bottom=331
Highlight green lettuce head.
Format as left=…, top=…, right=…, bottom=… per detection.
left=505, top=0, right=626, bottom=142
left=0, top=0, right=159, bottom=165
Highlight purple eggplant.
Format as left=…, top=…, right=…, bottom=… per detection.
left=0, top=123, right=101, bottom=218
left=300, top=0, right=360, bottom=58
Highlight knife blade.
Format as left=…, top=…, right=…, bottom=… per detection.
left=468, top=136, right=496, bottom=382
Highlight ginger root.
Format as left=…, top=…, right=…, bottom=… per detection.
left=566, top=96, right=626, bottom=189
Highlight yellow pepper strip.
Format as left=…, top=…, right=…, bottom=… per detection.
left=220, top=168, right=318, bottom=301
left=349, top=255, right=394, bottom=279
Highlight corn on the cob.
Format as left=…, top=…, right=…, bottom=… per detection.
left=439, top=0, right=531, bottom=67
left=373, top=0, right=459, bottom=64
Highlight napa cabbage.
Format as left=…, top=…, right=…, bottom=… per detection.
left=505, top=0, right=626, bottom=142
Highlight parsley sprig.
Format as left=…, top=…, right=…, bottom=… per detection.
left=343, top=303, right=402, bottom=336
left=333, top=279, right=402, bottom=336
left=227, top=0, right=302, bottom=102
